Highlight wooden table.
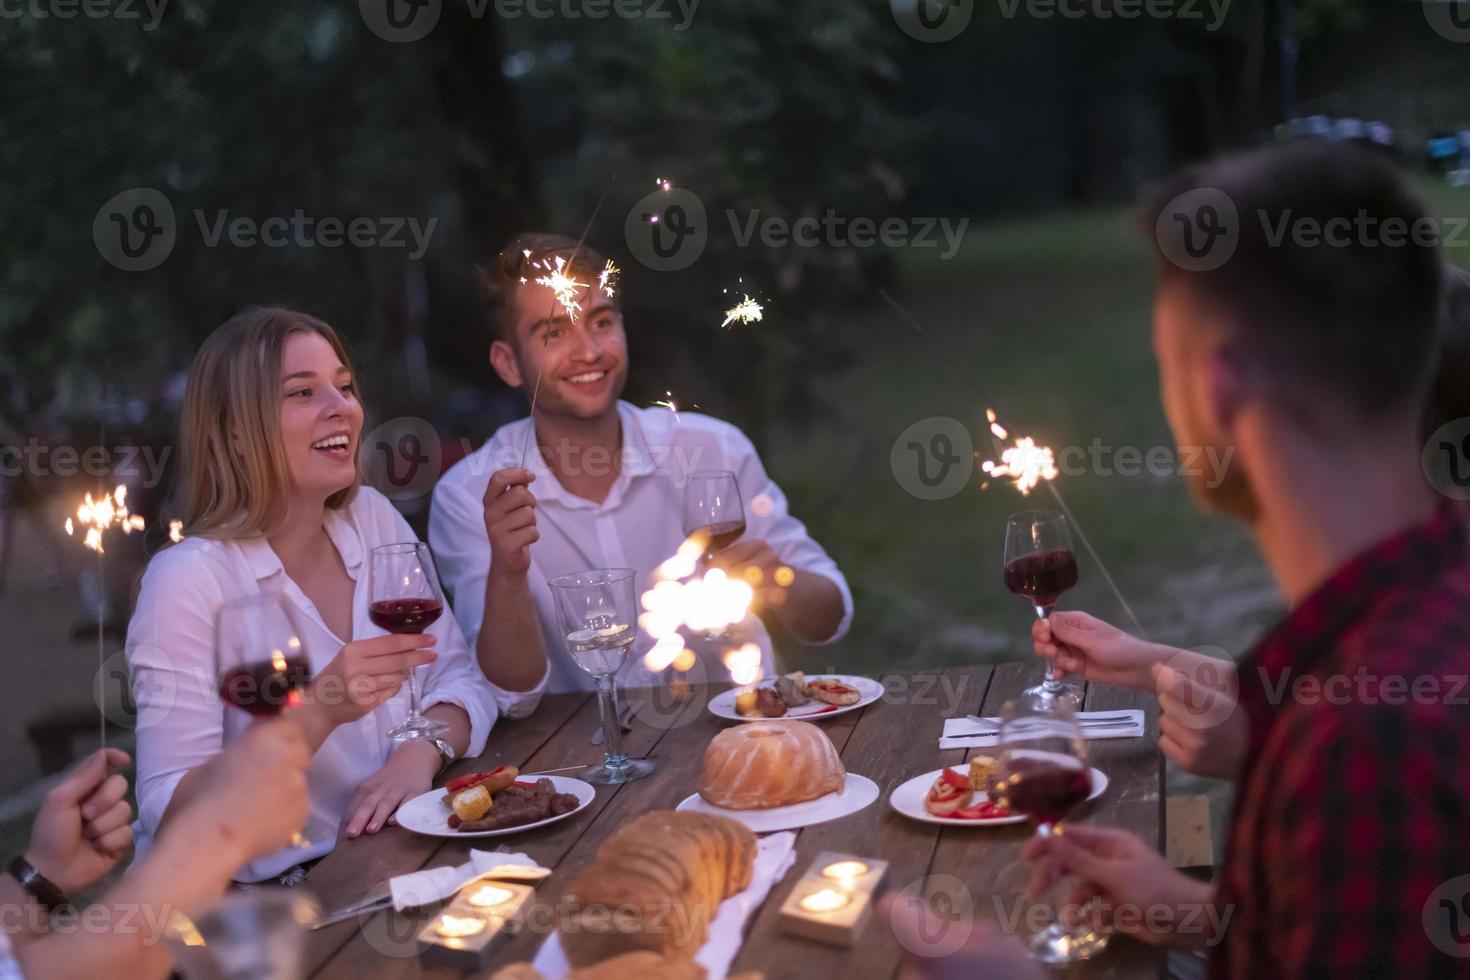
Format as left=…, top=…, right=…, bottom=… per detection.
left=302, top=664, right=1164, bottom=979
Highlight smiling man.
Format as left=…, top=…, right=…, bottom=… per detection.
left=429, top=233, right=852, bottom=695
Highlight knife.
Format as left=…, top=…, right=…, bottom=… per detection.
left=312, top=891, right=393, bottom=930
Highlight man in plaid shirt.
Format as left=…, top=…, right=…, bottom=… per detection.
left=897, top=143, right=1470, bottom=977
left=1050, top=143, right=1467, bottom=975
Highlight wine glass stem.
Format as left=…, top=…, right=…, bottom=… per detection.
left=1034, top=605, right=1064, bottom=687
left=406, top=665, right=425, bottom=719
left=595, top=675, right=627, bottom=768
left=1035, top=822, right=1066, bottom=932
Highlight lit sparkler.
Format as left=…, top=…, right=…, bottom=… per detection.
left=65, top=485, right=145, bottom=553
left=533, top=255, right=588, bottom=323
left=979, top=409, right=1058, bottom=496
left=169, top=519, right=185, bottom=543
left=598, top=259, right=620, bottom=299
left=65, top=484, right=147, bottom=748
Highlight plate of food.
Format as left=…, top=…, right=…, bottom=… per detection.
left=708, top=672, right=884, bottom=722
left=675, top=719, right=879, bottom=833
left=395, top=766, right=596, bottom=838
left=888, top=755, right=1108, bottom=828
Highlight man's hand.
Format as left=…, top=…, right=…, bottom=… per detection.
left=1025, top=825, right=1218, bottom=948
left=483, top=468, right=538, bottom=576
left=343, top=741, right=438, bottom=838
left=1031, top=611, right=1168, bottom=691
left=304, top=634, right=438, bottom=728
left=1153, top=662, right=1247, bottom=780
left=25, top=748, right=134, bottom=895
left=169, top=719, right=311, bottom=867
left=708, top=538, right=781, bottom=587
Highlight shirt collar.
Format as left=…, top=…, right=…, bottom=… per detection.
left=235, top=504, right=364, bottom=582
left=1240, top=500, right=1468, bottom=723
left=523, top=401, right=659, bottom=511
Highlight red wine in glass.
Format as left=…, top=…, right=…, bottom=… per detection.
left=368, top=597, right=444, bottom=634
left=1005, top=758, right=1092, bottom=826
left=218, top=655, right=312, bottom=717
left=1004, top=550, right=1079, bottom=609
left=692, top=519, right=746, bottom=555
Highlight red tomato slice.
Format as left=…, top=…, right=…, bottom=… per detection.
left=938, top=767, right=969, bottom=793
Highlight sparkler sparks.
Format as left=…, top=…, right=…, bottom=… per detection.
left=598, top=259, right=621, bottom=299
left=169, top=519, right=185, bottom=543
left=720, top=293, right=764, bottom=329
left=65, top=485, right=145, bottom=553
left=533, top=255, right=588, bottom=323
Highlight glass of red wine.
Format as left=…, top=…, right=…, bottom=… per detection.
left=216, top=593, right=316, bottom=848
left=368, top=541, right=450, bottom=743
left=682, top=470, right=746, bottom=564
left=1004, top=509, right=1082, bottom=709
left=996, top=695, right=1109, bottom=964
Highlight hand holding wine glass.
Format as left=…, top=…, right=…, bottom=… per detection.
left=369, top=542, right=450, bottom=742
left=996, top=694, right=1108, bottom=964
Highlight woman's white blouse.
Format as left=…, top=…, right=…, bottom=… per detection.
left=125, top=486, right=545, bottom=882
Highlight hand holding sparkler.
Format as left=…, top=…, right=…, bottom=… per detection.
left=482, top=468, right=538, bottom=576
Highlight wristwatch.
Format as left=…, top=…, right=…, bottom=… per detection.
left=7, top=855, right=68, bottom=913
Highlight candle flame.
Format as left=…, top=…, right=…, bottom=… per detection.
left=799, top=888, right=850, bottom=913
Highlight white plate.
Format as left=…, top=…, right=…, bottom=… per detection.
left=708, top=674, right=885, bottom=723
left=395, top=774, right=596, bottom=838
left=888, top=766, right=1108, bottom=828
left=675, top=772, right=880, bottom=833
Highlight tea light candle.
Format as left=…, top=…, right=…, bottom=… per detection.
left=434, top=914, right=487, bottom=939
left=416, top=878, right=535, bottom=970
left=779, top=851, right=888, bottom=947
left=821, top=861, right=869, bottom=884
left=799, top=888, right=851, bottom=913
left=467, top=885, right=515, bottom=909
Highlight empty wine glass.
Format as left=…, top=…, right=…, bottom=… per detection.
left=369, top=542, right=450, bottom=742
left=550, top=568, right=655, bottom=785
left=995, top=692, right=1108, bottom=964
left=682, top=471, right=745, bottom=564
left=1003, top=510, right=1082, bottom=708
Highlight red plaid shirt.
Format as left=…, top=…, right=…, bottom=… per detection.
left=1213, top=502, right=1470, bottom=978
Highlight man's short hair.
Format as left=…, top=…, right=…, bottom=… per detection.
left=1146, top=142, right=1445, bottom=419
left=1425, top=265, right=1470, bottom=440
left=478, top=232, right=611, bottom=345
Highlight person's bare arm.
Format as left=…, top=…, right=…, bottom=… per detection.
left=476, top=468, right=550, bottom=692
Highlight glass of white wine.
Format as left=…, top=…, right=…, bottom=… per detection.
left=549, top=568, right=655, bottom=785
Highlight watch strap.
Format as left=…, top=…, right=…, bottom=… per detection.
left=7, top=856, right=68, bottom=913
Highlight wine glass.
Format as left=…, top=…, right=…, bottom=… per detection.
left=215, top=594, right=317, bottom=849
left=369, top=541, right=450, bottom=742
left=549, top=568, right=655, bottom=785
left=995, top=693, right=1109, bottom=964
left=682, top=470, right=746, bottom=564
left=1003, top=509, right=1082, bottom=708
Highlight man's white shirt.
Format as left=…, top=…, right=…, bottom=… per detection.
left=430, top=402, right=854, bottom=693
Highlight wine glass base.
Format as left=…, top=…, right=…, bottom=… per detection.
left=388, top=715, right=450, bottom=742
left=1028, top=922, right=1110, bottom=964
left=579, top=757, right=656, bottom=785
left=1021, top=682, right=1083, bottom=711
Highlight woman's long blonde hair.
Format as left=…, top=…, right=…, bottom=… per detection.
left=179, top=307, right=362, bottom=539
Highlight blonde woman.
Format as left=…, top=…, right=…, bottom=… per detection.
left=126, top=307, right=546, bottom=884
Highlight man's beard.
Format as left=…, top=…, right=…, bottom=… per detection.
left=1171, top=386, right=1261, bottom=524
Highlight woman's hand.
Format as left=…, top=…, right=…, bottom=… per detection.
left=303, top=634, right=438, bottom=729
left=25, top=748, right=134, bottom=895
left=1031, top=611, right=1171, bottom=692
left=343, top=741, right=439, bottom=838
